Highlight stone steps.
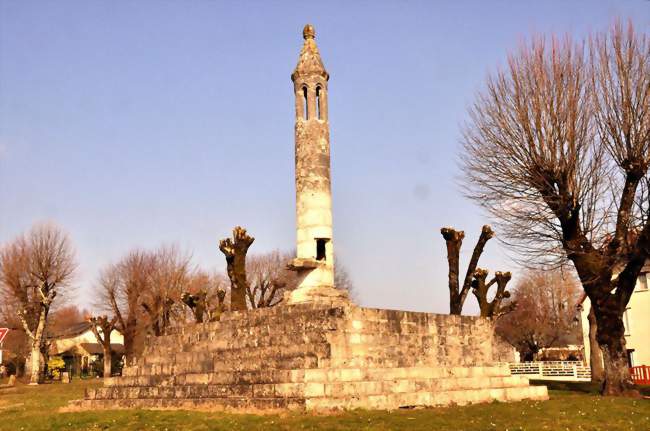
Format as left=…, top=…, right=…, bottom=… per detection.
left=64, top=396, right=305, bottom=412
left=142, top=333, right=451, bottom=359
left=65, top=303, right=547, bottom=412
left=305, top=385, right=549, bottom=410
left=115, top=365, right=512, bottom=384
left=126, top=347, right=500, bottom=376
left=146, top=332, right=462, bottom=357
left=141, top=342, right=332, bottom=366
left=92, top=375, right=529, bottom=401
left=65, top=384, right=547, bottom=412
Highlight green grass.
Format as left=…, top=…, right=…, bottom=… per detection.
left=0, top=378, right=648, bottom=430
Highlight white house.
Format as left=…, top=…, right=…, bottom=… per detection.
left=580, top=261, right=650, bottom=367
left=48, top=322, right=124, bottom=377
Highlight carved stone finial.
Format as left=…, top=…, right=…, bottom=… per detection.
left=303, top=24, right=315, bottom=40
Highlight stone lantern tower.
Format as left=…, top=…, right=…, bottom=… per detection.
left=287, top=25, right=347, bottom=304
left=67, top=26, right=549, bottom=413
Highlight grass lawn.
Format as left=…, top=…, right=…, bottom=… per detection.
left=0, top=378, right=648, bottom=430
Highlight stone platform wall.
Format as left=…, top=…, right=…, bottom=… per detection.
left=66, top=302, right=546, bottom=412
left=148, top=303, right=495, bottom=370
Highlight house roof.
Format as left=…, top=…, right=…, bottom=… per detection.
left=47, top=321, right=93, bottom=339
left=52, top=342, right=124, bottom=357
left=78, top=343, right=125, bottom=356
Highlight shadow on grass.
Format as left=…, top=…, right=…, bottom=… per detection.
left=531, top=379, right=650, bottom=396
left=1, top=379, right=649, bottom=431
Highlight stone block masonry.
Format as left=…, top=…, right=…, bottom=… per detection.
left=287, top=24, right=345, bottom=304
left=65, top=302, right=547, bottom=412
left=64, top=25, right=547, bottom=413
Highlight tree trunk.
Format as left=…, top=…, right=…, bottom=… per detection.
left=587, top=306, right=605, bottom=383
left=441, top=226, right=494, bottom=315
left=28, top=309, right=48, bottom=385
left=593, top=299, right=639, bottom=396
left=601, top=339, right=638, bottom=396
left=219, top=227, right=254, bottom=312
left=28, top=343, right=41, bottom=385
left=122, top=321, right=136, bottom=362
left=103, top=347, right=112, bottom=378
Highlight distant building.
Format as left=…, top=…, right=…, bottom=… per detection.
left=535, top=345, right=584, bottom=362
left=48, top=322, right=124, bottom=377
left=579, top=261, right=650, bottom=367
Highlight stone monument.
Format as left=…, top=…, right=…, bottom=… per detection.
left=286, top=24, right=347, bottom=305
left=65, top=25, right=547, bottom=412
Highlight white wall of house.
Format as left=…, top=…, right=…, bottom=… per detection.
left=52, top=327, right=124, bottom=355
left=580, top=271, right=650, bottom=367
left=26, top=326, right=125, bottom=375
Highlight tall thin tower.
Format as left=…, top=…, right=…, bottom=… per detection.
left=287, top=25, right=347, bottom=304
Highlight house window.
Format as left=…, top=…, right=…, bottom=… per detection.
left=624, top=308, right=631, bottom=336
left=637, top=273, right=648, bottom=291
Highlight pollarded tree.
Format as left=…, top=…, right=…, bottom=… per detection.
left=461, top=22, right=649, bottom=395
left=219, top=227, right=254, bottom=311
left=471, top=269, right=516, bottom=319
left=181, top=270, right=228, bottom=323
left=0, top=224, right=76, bottom=384
left=440, top=225, right=496, bottom=314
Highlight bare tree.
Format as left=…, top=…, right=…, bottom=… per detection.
left=49, top=304, right=90, bottom=334
left=97, top=250, right=153, bottom=360
left=471, top=269, right=516, bottom=318
left=246, top=250, right=297, bottom=308
left=0, top=224, right=76, bottom=384
left=496, top=270, right=582, bottom=361
left=461, top=22, right=649, bottom=395
left=87, top=315, right=118, bottom=379
left=334, top=262, right=355, bottom=299
left=219, top=227, right=254, bottom=311
left=140, top=246, right=191, bottom=336
left=97, top=246, right=201, bottom=357
left=0, top=302, right=30, bottom=377
left=440, top=225, right=494, bottom=314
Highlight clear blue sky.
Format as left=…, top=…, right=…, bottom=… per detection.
left=1, top=1, right=648, bottom=313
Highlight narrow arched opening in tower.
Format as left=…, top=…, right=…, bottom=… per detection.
left=302, top=86, right=308, bottom=120
left=316, top=238, right=329, bottom=261
left=316, top=86, right=322, bottom=120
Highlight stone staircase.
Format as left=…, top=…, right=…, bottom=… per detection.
left=66, top=302, right=547, bottom=412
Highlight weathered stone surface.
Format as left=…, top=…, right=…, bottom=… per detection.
left=65, top=303, right=547, bottom=412
left=63, top=26, right=547, bottom=413
left=287, top=24, right=345, bottom=305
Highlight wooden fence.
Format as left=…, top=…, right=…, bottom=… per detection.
left=509, top=361, right=591, bottom=381
left=630, top=365, right=650, bottom=385
left=511, top=363, right=650, bottom=384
